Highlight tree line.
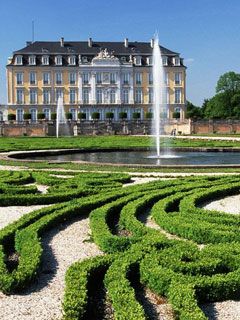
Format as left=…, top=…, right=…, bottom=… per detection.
left=186, top=71, right=240, bottom=120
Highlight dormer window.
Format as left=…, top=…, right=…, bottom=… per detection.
left=55, top=55, right=62, bottom=65
left=68, top=56, right=76, bottom=65
left=29, top=55, right=36, bottom=65
left=15, top=55, right=23, bottom=65
left=82, top=56, right=88, bottom=63
left=173, top=57, right=180, bottom=66
left=42, top=55, right=49, bottom=65
left=147, top=57, right=153, bottom=65
left=134, top=56, right=142, bottom=66
left=162, top=56, right=168, bottom=66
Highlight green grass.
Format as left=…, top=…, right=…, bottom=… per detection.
left=0, top=135, right=240, bottom=153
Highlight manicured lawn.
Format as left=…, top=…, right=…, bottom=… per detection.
left=0, top=135, right=240, bottom=153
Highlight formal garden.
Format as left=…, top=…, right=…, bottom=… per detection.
left=0, top=135, right=240, bottom=320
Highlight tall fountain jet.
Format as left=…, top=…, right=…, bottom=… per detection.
left=152, top=34, right=167, bottom=157
left=56, top=96, right=67, bottom=138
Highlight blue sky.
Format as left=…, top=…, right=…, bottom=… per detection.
left=1, top=0, right=240, bottom=106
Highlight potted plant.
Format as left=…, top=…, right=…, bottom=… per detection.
left=145, top=112, right=153, bottom=119
left=66, top=112, right=73, bottom=121
left=132, top=112, right=141, bottom=120
left=8, top=113, right=16, bottom=123
left=119, top=112, right=127, bottom=120
left=38, top=112, right=45, bottom=122
left=51, top=112, right=57, bottom=121
left=78, top=112, right=86, bottom=121
left=106, top=112, right=114, bottom=122
left=23, top=112, right=31, bottom=123
left=91, top=112, right=100, bottom=120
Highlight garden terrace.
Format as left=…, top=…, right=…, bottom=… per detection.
left=0, top=170, right=239, bottom=319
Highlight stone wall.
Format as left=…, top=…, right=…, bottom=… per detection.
left=191, top=120, right=240, bottom=134
left=1, top=119, right=240, bottom=137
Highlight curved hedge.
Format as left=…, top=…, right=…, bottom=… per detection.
left=0, top=171, right=240, bottom=319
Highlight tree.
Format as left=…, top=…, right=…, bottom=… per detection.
left=216, top=71, right=240, bottom=94
left=132, top=112, right=141, bottom=120
left=145, top=112, right=153, bottom=119
left=119, top=112, right=127, bottom=120
left=185, top=101, right=202, bottom=119
left=203, top=92, right=232, bottom=119
left=78, top=112, right=86, bottom=120
left=91, top=112, right=100, bottom=120
left=106, top=112, right=114, bottom=120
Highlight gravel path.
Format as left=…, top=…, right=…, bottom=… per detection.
left=203, top=194, right=240, bottom=214
left=0, top=205, right=49, bottom=230
left=0, top=216, right=103, bottom=320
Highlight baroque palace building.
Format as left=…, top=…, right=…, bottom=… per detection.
left=6, top=38, right=186, bottom=122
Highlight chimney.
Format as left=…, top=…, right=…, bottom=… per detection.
left=88, top=37, right=93, bottom=47
left=124, top=38, right=129, bottom=48
left=60, top=37, right=64, bottom=47
left=150, top=39, right=154, bottom=48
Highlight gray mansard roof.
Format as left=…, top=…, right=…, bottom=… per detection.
left=13, top=41, right=179, bottom=56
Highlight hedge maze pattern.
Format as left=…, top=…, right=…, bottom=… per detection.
left=0, top=171, right=240, bottom=319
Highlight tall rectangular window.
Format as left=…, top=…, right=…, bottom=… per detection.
left=55, top=72, right=62, bottom=85
left=16, top=89, right=24, bottom=104
left=175, top=88, right=181, bottom=103
left=15, top=55, right=23, bottom=65
left=123, top=90, right=129, bottom=104
left=110, top=73, right=116, bottom=84
left=96, top=73, right=102, bottom=84
left=69, top=72, right=76, bottom=85
left=83, top=89, right=89, bottom=104
left=96, top=89, right=102, bottom=104
left=30, top=108, right=37, bottom=122
left=29, top=55, right=36, bottom=65
left=43, top=89, right=51, bottom=104
left=148, top=73, right=153, bottom=85
left=70, top=108, right=77, bottom=120
left=165, top=72, right=169, bottom=85
left=29, top=72, right=36, bottom=85
left=42, top=56, right=49, bottom=65
left=43, top=72, right=50, bottom=85
left=110, top=90, right=116, bottom=104
left=55, top=56, right=62, bottom=65
left=83, top=73, right=89, bottom=84
left=174, top=72, right=182, bottom=85
left=68, top=56, right=76, bottom=65
left=43, top=108, right=51, bottom=120
left=56, top=88, right=63, bottom=102
left=135, top=73, right=142, bottom=85
left=16, top=109, right=24, bottom=122
left=29, top=89, right=37, bottom=104
left=123, top=73, right=130, bottom=84
left=16, top=73, right=23, bottom=85
left=69, top=89, right=76, bottom=104
left=148, top=88, right=153, bottom=103
left=135, top=88, right=142, bottom=103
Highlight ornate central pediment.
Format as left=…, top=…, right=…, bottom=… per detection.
left=92, top=48, right=120, bottom=66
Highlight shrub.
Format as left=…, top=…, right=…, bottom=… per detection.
left=119, top=112, right=127, bottom=120
left=8, top=113, right=16, bottom=121
left=78, top=112, right=86, bottom=120
left=106, top=112, right=114, bottom=119
left=132, top=112, right=141, bottom=120
left=37, top=112, right=45, bottom=120
left=23, top=113, right=31, bottom=120
left=91, top=112, right=100, bottom=120
left=66, top=112, right=73, bottom=120
left=145, top=112, right=153, bottom=119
